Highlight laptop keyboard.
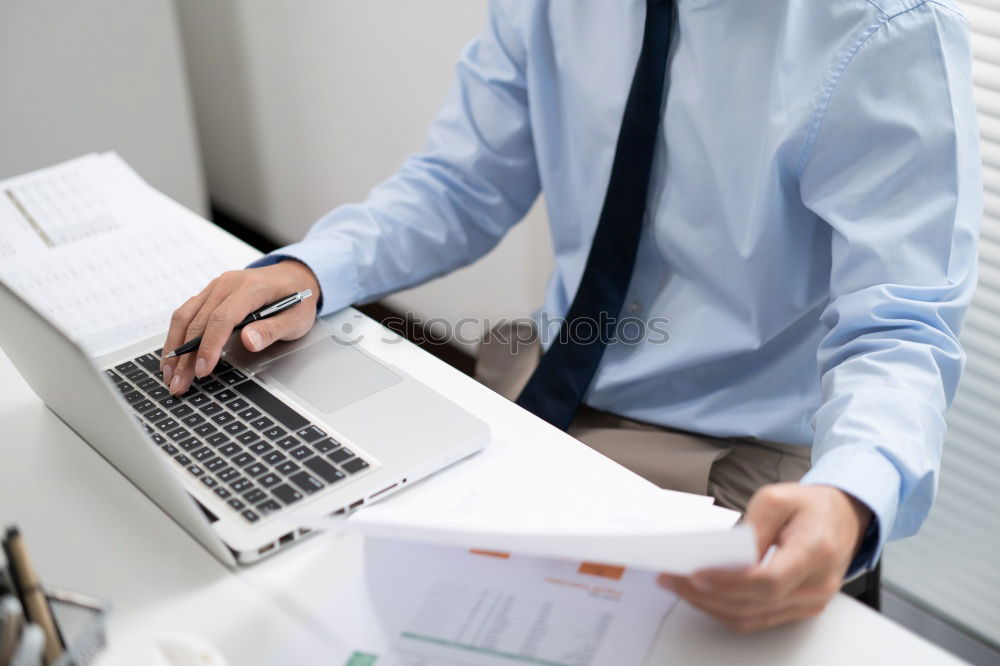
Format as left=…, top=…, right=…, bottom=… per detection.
left=105, top=349, right=371, bottom=524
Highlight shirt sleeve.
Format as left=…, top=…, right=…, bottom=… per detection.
left=251, top=0, right=539, bottom=316
left=797, top=3, right=981, bottom=574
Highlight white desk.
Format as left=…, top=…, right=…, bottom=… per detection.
left=0, top=305, right=965, bottom=665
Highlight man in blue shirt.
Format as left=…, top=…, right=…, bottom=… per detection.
left=161, top=0, right=981, bottom=632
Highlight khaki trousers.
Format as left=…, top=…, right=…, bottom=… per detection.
left=475, top=324, right=811, bottom=512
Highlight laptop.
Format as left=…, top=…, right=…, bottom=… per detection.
left=0, top=279, right=490, bottom=566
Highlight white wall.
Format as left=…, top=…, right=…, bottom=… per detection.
left=0, top=0, right=206, bottom=215
left=176, top=0, right=553, bottom=350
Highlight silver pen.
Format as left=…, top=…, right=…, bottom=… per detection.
left=164, top=289, right=313, bottom=358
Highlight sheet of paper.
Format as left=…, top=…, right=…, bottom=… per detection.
left=372, top=539, right=677, bottom=666
left=289, top=453, right=754, bottom=575
left=0, top=153, right=239, bottom=356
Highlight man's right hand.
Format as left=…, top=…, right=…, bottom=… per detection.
left=160, top=260, right=321, bottom=395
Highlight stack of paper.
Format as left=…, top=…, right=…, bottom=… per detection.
left=0, top=153, right=251, bottom=357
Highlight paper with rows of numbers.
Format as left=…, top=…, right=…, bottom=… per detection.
left=0, top=153, right=246, bottom=357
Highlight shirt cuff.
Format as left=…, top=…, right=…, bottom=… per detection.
left=800, top=444, right=901, bottom=577
left=246, top=237, right=361, bottom=317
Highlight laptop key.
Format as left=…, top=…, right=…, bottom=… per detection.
left=115, top=381, right=133, bottom=394
left=132, top=399, right=155, bottom=414
left=216, top=359, right=234, bottom=372
left=186, top=464, right=205, bottom=478
left=167, top=427, right=191, bottom=442
left=192, top=446, right=214, bottom=462
left=148, top=386, right=169, bottom=401
left=342, top=458, right=369, bottom=474
left=200, top=476, right=218, bottom=489
left=125, top=368, right=147, bottom=383
left=181, top=413, right=206, bottom=427
left=289, top=446, right=313, bottom=461
left=199, top=402, right=222, bottom=416
left=289, top=471, right=324, bottom=494
left=226, top=496, right=243, bottom=510
left=233, top=380, right=308, bottom=430
left=304, top=457, right=345, bottom=484
left=275, top=460, right=299, bottom=476
left=201, top=380, right=226, bottom=393
left=104, top=368, right=123, bottom=383
left=178, top=437, right=201, bottom=452
left=137, top=377, right=159, bottom=392
left=259, top=473, right=280, bottom=488
left=248, top=440, right=272, bottom=455
left=219, top=369, right=248, bottom=386
left=229, top=477, right=252, bottom=493
left=263, top=426, right=287, bottom=441
left=171, top=404, right=194, bottom=418
left=188, top=392, right=211, bottom=407
left=237, top=407, right=262, bottom=422
left=135, top=353, right=160, bottom=373
left=205, top=456, right=226, bottom=472
left=262, top=451, right=286, bottom=466
left=226, top=398, right=249, bottom=412
left=256, top=499, right=281, bottom=515
left=275, top=435, right=298, bottom=450
left=295, top=425, right=326, bottom=443
left=223, top=421, right=247, bottom=436
left=174, top=453, right=192, bottom=466
left=242, top=488, right=267, bottom=505
left=179, top=386, right=200, bottom=400
left=122, top=390, right=144, bottom=404
left=239, top=431, right=263, bottom=446
left=327, top=447, right=354, bottom=464
left=232, top=452, right=255, bottom=467
left=194, top=423, right=216, bottom=437
left=149, top=433, right=166, bottom=446
left=314, top=438, right=340, bottom=454
left=155, top=417, right=179, bottom=432
left=145, top=408, right=167, bottom=423
left=115, top=361, right=139, bottom=375
left=158, top=395, right=181, bottom=409
left=214, top=486, right=232, bottom=499
left=214, top=389, right=237, bottom=403
left=211, top=412, right=235, bottom=426
left=207, top=432, right=230, bottom=447
left=218, top=442, right=241, bottom=457
left=241, top=509, right=259, bottom=523
left=272, top=484, right=303, bottom=505
left=162, top=443, right=179, bottom=456
left=245, top=462, right=267, bottom=477
left=250, top=416, right=274, bottom=431
left=217, top=466, right=238, bottom=482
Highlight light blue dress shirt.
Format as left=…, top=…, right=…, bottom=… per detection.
left=257, top=0, right=982, bottom=570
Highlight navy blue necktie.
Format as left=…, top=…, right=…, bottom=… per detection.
left=516, top=0, right=674, bottom=430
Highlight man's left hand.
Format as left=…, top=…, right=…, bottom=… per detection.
left=658, top=483, right=872, bottom=633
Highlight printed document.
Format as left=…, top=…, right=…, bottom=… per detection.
left=0, top=153, right=244, bottom=356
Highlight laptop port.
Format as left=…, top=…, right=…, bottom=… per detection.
left=258, top=542, right=275, bottom=555
left=349, top=499, right=364, bottom=510
left=370, top=483, right=397, bottom=499
left=279, top=532, right=294, bottom=546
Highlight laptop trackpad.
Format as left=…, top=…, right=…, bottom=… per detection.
left=260, top=337, right=402, bottom=414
